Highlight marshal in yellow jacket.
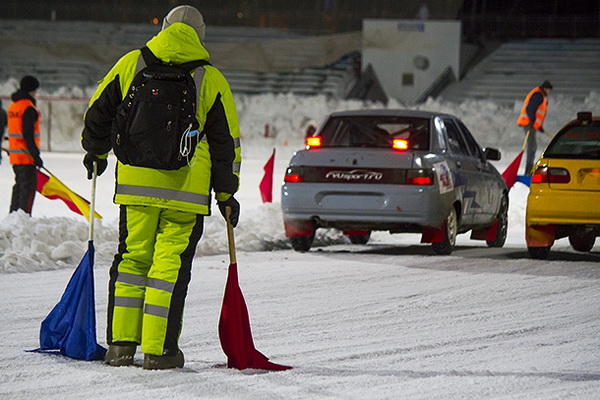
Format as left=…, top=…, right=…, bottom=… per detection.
left=82, top=22, right=241, bottom=215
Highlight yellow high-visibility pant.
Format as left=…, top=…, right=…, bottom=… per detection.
left=107, top=205, right=204, bottom=355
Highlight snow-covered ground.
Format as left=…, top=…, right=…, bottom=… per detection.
left=0, top=87, right=599, bottom=399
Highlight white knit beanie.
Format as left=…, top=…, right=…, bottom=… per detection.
left=162, top=5, right=206, bottom=42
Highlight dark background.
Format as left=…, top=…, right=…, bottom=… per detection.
left=1, top=0, right=599, bottom=39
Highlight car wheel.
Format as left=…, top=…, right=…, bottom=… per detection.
left=486, top=194, right=508, bottom=248
left=528, top=246, right=551, bottom=259
left=290, top=233, right=315, bottom=252
left=349, top=231, right=371, bottom=245
left=432, top=207, right=458, bottom=255
left=568, top=229, right=596, bottom=252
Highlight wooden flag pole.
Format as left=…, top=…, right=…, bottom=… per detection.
left=522, top=129, right=532, bottom=152
left=226, top=206, right=237, bottom=264
left=89, top=162, right=98, bottom=242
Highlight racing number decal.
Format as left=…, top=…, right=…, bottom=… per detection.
left=434, top=161, right=454, bottom=194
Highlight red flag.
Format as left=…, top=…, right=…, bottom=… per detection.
left=502, top=129, right=532, bottom=190
left=218, top=262, right=292, bottom=371
left=36, top=170, right=102, bottom=221
left=259, top=148, right=276, bottom=203
left=219, top=208, right=291, bottom=371
left=501, top=150, right=524, bottom=190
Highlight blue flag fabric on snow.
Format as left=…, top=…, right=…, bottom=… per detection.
left=34, top=241, right=106, bottom=361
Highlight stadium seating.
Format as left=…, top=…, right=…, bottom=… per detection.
left=441, top=38, right=600, bottom=105
left=0, top=20, right=356, bottom=98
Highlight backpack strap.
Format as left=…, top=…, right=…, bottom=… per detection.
left=180, top=59, right=212, bottom=71
left=133, top=51, right=148, bottom=80
left=140, top=46, right=162, bottom=67
left=139, top=46, right=211, bottom=71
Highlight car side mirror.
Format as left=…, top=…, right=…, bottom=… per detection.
left=483, top=147, right=501, bottom=161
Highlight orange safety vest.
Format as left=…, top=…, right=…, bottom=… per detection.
left=517, top=87, right=548, bottom=130
left=7, top=99, right=40, bottom=165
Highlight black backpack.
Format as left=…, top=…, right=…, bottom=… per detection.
left=111, top=47, right=210, bottom=170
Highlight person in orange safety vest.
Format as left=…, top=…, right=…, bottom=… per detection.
left=7, top=75, right=43, bottom=215
left=517, top=80, right=552, bottom=175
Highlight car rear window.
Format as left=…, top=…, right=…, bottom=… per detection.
left=544, top=121, right=600, bottom=159
left=318, top=116, right=430, bottom=150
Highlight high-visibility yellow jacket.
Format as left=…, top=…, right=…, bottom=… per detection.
left=82, top=23, right=241, bottom=215
left=517, top=87, right=548, bottom=131
left=7, top=96, right=40, bottom=165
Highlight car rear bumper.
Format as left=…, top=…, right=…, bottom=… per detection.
left=526, top=188, right=600, bottom=225
left=526, top=187, right=600, bottom=247
left=281, top=182, right=450, bottom=230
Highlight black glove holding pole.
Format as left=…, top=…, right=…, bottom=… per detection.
left=83, top=153, right=107, bottom=180
left=33, top=155, right=43, bottom=168
left=218, top=196, right=240, bottom=227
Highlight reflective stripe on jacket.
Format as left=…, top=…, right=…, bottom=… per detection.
left=82, top=23, right=241, bottom=215
left=517, top=87, right=548, bottom=130
left=7, top=99, right=40, bottom=165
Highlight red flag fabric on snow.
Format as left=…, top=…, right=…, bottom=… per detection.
left=36, top=169, right=102, bottom=221
left=259, top=148, right=276, bottom=203
left=501, top=150, right=523, bottom=190
left=219, top=207, right=292, bottom=371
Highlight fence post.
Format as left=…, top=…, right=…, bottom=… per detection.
left=47, top=101, right=52, bottom=152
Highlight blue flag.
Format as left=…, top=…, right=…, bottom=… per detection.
left=34, top=241, right=106, bottom=361
left=516, top=175, right=532, bottom=187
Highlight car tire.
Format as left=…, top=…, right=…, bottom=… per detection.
left=528, top=246, right=551, bottom=259
left=432, top=207, right=458, bottom=255
left=290, top=233, right=315, bottom=252
left=349, top=231, right=371, bottom=245
left=486, top=194, right=508, bottom=248
left=568, top=229, right=596, bottom=252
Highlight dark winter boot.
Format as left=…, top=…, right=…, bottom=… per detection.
left=143, top=350, right=185, bottom=370
left=105, top=344, right=136, bottom=366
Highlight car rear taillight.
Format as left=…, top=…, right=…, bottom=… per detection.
left=531, top=167, right=571, bottom=183
left=284, top=167, right=303, bottom=182
left=406, top=169, right=434, bottom=185
left=306, top=136, right=322, bottom=148
left=392, top=139, right=409, bottom=150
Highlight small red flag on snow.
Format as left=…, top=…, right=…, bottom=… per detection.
left=219, top=261, right=292, bottom=370
left=219, top=207, right=292, bottom=371
left=259, top=148, right=275, bottom=203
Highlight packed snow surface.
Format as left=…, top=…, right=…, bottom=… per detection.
left=0, top=83, right=599, bottom=399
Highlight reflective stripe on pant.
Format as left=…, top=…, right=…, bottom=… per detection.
left=107, top=205, right=204, bottom=355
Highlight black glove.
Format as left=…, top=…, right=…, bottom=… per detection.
left=83, top=153, right=108, bottom=180
left=539, top=126, right=544, bottom=133
left=34, top=156, right=43, bottom=168
left=218, top=196, right=240, bottom=227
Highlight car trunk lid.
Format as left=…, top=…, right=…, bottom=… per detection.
left=289, top=148, right=415, bottom=184
left=548, top=159, right=600, bottom=191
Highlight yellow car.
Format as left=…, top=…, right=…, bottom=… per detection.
left=526, top=112, right=600, bottom=259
